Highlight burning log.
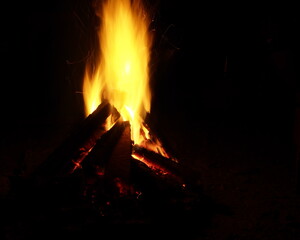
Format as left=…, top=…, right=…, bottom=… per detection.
left=80, top=120, right=135, bottom=214
left=32, top=101, right=120, bottom=185
left=104, top=121, right=132, bottom=182
left=82, top=120, right=133, bottom=194
left=10, top=101, right=201, bottom=224
left=81, top=119, right=128, bottom=177
left=132, top=145, right=185, bottom=185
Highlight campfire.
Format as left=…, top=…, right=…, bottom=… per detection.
left=80, top=0, right=179, bottom=180
left=15, top=0, right=203, bottom=224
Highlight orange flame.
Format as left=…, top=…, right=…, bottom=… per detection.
left=83, top=0, right=153, bottom=144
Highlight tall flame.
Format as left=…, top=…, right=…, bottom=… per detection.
left=83, top=0, right=153, bottom=144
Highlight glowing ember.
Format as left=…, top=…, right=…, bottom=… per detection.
left=83, top=0, right=153, bottom=145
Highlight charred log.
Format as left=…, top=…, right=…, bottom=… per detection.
left=11, top=98, right=205, bottom=225
left=81, top=120, right=129, bottom=177
left=82, top=120, right=134, bottom=197
left=132, top=145, right=184, bottom=185
left=32, top=101, right=120, bottom=185
left=104, top=121, right=132, bottom=183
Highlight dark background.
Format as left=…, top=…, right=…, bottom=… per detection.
left=1, top=0, right=300, bottom=238
left=1, top=1, right=299, bottom=131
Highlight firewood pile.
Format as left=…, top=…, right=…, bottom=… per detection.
left=7, top=102, right=207, bottom=226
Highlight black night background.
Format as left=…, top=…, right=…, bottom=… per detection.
left=1, top=0, right=300, bottom=239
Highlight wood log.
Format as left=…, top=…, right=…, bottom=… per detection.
left=131, top=145, right=185, bottom=185
left=130, top=157, right=190, bottom=203
left=82, top=120, right=133, bottom=197
left=104, top=121, right=132, bottom=182
left=32, top=101, right=120, bottom=184
left=81, top=119, right=129, bottom=176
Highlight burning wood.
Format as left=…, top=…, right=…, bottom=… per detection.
left=76, top=103, right=185, bottom=196
left=81, top=119, right=128, bottom=177
left=11, top=0, right=205, bottom=224
left=43, top=0, right=186, bottom=200
left=132, top=145, right=183, bottom=184
left=32, top=101, right=120, bottom=185
left=82, top=120, right=134, bottom=196
left=104, top=121, right=132, bottom=182
left=2, top=0, right=212, bottom=228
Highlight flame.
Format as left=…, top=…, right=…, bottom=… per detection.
left=83, top=0, right=153, bottom=144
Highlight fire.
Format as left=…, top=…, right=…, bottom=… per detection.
left=83, top=0, right=153, bottom=144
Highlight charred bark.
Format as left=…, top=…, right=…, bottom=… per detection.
left=104, top=121, right=132, bottom=182
left=81, top=120, right=129, bottom=177
left=82, top=121, right=136, bottom=211
left=32, top=101, right=120, bottom=185
left=132, top=145, right=185, bottom=185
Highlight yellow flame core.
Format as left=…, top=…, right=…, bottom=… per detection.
left=83, top=0, right=152, bottom=144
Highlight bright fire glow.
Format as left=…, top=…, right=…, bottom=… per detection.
left=83, top=0, right=153, bottom=144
